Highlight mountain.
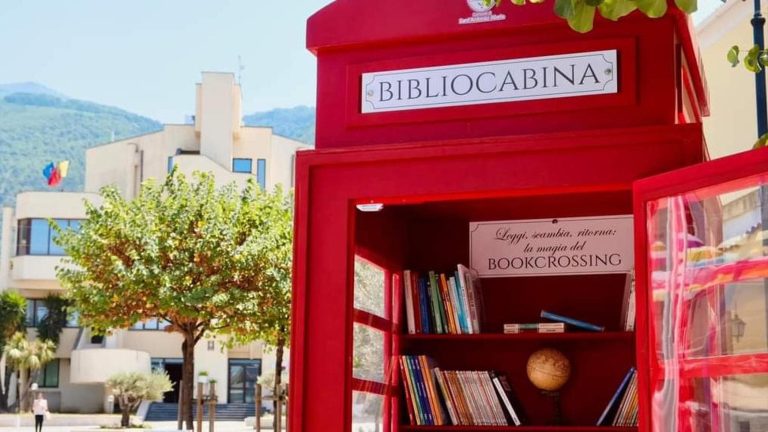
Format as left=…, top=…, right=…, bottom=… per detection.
left=243, top=105, right=315, bottom=145
left=0, top=83, right=316, bottom=208
left=0, top=92, right=162, bottom=206
left=0, top=82, right=66, bottom=99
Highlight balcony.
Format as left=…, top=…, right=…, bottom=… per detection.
left=70, top=348, right=151, bottom=384
left=10, top=255, right=64, bottom=284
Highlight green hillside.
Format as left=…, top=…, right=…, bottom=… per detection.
left=0, top=92, right=162, bottom=206
left=244, top=105, right=315, bottom=144
left=0, top=87, right=316, bottom=208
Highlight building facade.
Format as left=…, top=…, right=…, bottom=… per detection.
left=0, top=72, right=311, bottom=413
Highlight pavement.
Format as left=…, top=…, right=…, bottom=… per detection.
left=0, top=415, right=286, bottom=432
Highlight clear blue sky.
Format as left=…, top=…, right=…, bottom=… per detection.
left=0, top=0, right=333, bottom=122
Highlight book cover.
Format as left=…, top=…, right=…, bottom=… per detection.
left=398, top=356, right=418, bottom=425
left=408, top=355, right=435, bottom=425
left=490, top=371, right=523, bottom=426
left=613, top=370, right=637, bottom=426
left=410, top=271, right=422, bottom=333
left=447, top=276, right=465, bottom=334
left=428, top=271, right=446, bottom=334
left=403, top=270, right=416, bottom=334
left=458, top=264, right=483, bottom=333
left=420, top=356, right=447, bottom=425
left=433, top=369, right=458, bottom=425
left=454, top=270, right=474, bottom=334
left=417, top=276, right=432, bottom=334
left=438, top=273, right=458, bottom=334
left=540, top=310, right=605, bottom=332
left=596, top=367, right=634, bottom=426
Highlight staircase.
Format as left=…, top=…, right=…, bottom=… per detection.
left=145, top=402, right=256, bottom=421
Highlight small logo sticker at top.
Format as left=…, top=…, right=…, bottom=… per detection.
left=460, top=0, right=506, bottom=25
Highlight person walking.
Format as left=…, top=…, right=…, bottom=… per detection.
left=32, top=393, right=48, bottom=432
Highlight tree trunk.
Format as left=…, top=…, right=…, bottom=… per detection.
left=181, top=332, right=196, bottom=431
left=120, top=398, right=131, bottom=428
left=273, top=335, right=285, bottom=416
left=19, top=368, right=28, bottom=412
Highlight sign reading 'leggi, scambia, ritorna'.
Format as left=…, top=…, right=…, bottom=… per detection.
left=361, top=50, right=617, bottom=114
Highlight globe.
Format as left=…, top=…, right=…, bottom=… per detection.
left=526, top=348, right=571, bottom=391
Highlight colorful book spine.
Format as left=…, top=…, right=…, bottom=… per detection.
left=596, top=367, right=635, bottom=426
left=403, top=270, right=415, bottom=334
left=540, top=310, right=605, bottom=332
left=398, top=356, right=418, bottom=425
left=418, top=276, right=431, bottom=334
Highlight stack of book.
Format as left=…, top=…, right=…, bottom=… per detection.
left=597, top=367, right=638, bottom=427
left=399, top=355, right=524, bottom=426
left=503, top=322, right=565, bottom=333
left=403, top=264, right=482, bottom=334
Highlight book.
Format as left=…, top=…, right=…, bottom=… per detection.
left=621, top=270, right=636, bottom=331
left=420, top=356, right=447, bottom=425
left=428, top=271, right=446, bottom=334
left=408, top=355, right=434, bottom=425
left=448, top=276, right=467, bottom=333
left=438, top=273, right=457, bottom=334
left=403, top=270, right=416, bottom=334
left=433, top=369, right=459, bottom=425
left=458, top=264, right=483, bottom=333
left=454, top=270, right=474, bottom=333
left=613, top=369, right=637, bottom=426
left=490, top=372, right=523, bottom=426
left=418, top=276, right=431, bottom=334
left=398, top=356, right=418, bottom=425
left=540, top=310, right=605, bottom=332
left=504, top=322, right=565, bottom=333
left=596, top=367, right=635, bottom=426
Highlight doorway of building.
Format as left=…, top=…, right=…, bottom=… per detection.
left=152, top=358, right=183, bottom=403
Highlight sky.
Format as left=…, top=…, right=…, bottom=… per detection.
left=0, top=0, right=333, bottom=123
left=0, top=0, right=727, bottom=123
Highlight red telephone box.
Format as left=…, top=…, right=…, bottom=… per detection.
left=290, top=1, right=768, bottom=431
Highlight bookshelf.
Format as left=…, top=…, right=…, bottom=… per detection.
left=352, top=192, right=639, bottom=430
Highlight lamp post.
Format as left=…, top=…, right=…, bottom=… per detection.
left=754, top=0, right=767, bottom=136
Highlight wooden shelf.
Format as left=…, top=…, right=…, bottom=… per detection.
left=401, top=426, right=637, bottom=431
left=400, top=332, right=635, bottom=343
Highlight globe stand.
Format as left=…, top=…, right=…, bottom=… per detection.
left=541, top=390, right=564, bottom=426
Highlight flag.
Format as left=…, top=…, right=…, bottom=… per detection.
left=42, top=162, right=55, bottom=180
left=58, top=160, right=69, bottom=178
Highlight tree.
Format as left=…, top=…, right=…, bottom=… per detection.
left=107, top=371, right=172, bottom=428
left=55, top=170, right=293, bottom=429
left=0, top=292, right=26, bottom=412
left=36, top=295, right=71, bottom=345
left=489, top=0, right=696, bottom=33
left=2, top=332, right=55, bottom=412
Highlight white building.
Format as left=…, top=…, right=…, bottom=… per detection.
left=0, top=72, right=311, bottom=413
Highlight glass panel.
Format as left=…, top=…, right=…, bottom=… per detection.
left=35, top=302, right=48, bottom=326
left=647, top=176, right=768, bottom=432
left=48, top=219, right=67, bottom=255
left=17, top=219, right=30, bottom=255
left=678, top=373, right=768, bottom=432
left=351, top=391, right=385, bottom=432
left=69, top=220, right=81, bottom=233
left=67, top=310, right=79, bottom=327
left=167, top=156, right=174, bottom=173
left=354, top=257, right=386, bottom=318
left=233, top=158, right=253, bottom=174
left=25, top=301, right=35, bottom=327
left=42, top=359, right=59, bottom=388
left=229, top=389, right=244, bottom=404
left=256, top=159, right=266, bottom=189
left=352, top=323, right=385, bottom=383
left=29, top=219, right=50, bottom=255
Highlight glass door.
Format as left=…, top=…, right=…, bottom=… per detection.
left=635, top=149, right=768, bottom=432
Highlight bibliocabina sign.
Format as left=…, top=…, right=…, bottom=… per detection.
left=361, top=50, right=617, bottom=114
left=469, top=215, right=634, bottom=277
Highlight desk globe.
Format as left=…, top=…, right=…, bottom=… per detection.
left=527, top=348, right=571, bottom=425
left=526, top=348, right=571, bottom=391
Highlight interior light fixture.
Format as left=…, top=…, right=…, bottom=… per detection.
left=356, top=203, right=384, bottom=212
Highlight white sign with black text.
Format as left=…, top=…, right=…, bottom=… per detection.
left=361, top=50, right=617, bottom=114
left=469, top=215, right=634, bottom=278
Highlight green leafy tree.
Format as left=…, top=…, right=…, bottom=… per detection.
left=36, top=295, right=71, bottom=345
left=488, top=0, right=696, bottom=33
left=0, top=292, right=26, bottom=412
left=2, top=332, right=56, bottom=412
left=107, top=371, right=172, bottom=427
left=54, top=170, right=293, bottom=429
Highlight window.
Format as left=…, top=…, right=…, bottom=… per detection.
left=233, top=158, right=253, bottom=174
left=25, top=299, right=77, bottom=327
left=167, top=156, right=174, bottom=173
left=25, top=299, right=48, bottom=327
left=256, top=159, right=267, bottom=189
left=228, top=359, right=261, bottom=403
left=16, top=219, right=83, bottom=256
left=39, top=359, right=59, bottom=388
left=131, top=318, right=170, bottom=331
